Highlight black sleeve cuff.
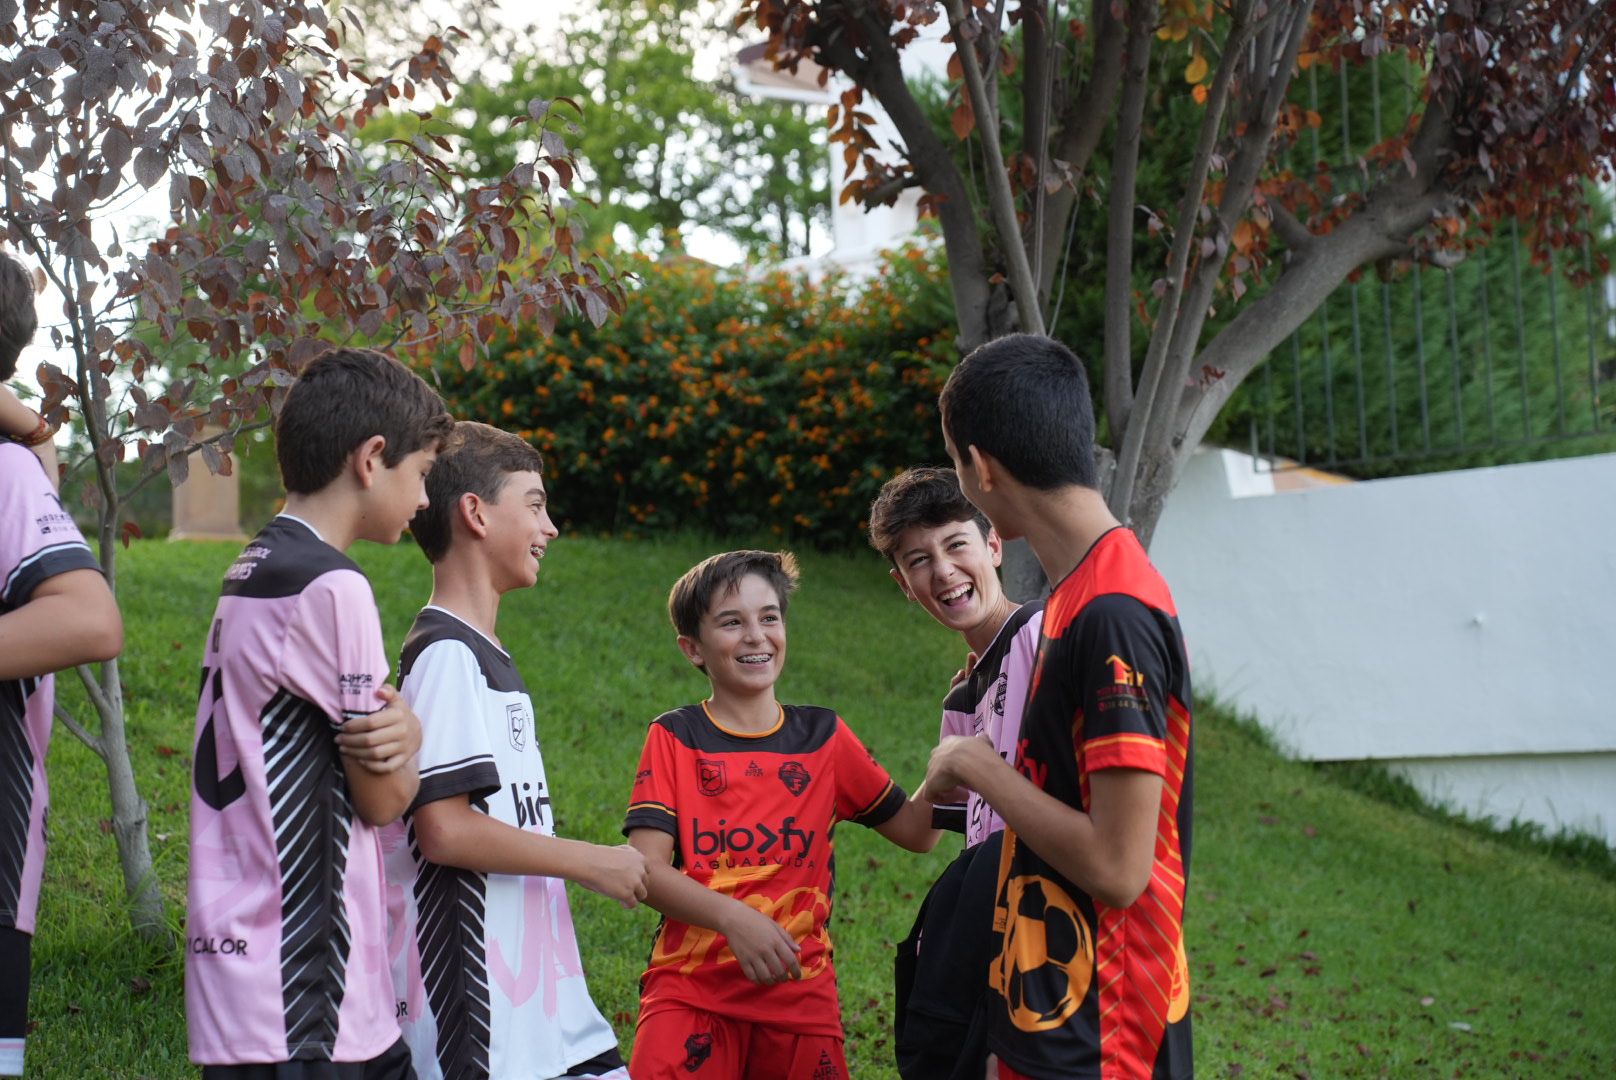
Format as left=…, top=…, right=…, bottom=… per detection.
left=930, top=804, right=967, bottom=833
left=412, top=761, right=502, bottom=812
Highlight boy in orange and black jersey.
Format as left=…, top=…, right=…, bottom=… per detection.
left=623, top=550, right=939, bottom=1080
left=919, top=334, right=1194, bottom=1080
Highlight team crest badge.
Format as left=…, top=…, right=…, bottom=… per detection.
left=697, top=758, right=727, bottom=796
left=682, top=1031, right=714, bottom=1071
left=778, top=760, right=810, bottom=796
left=506, top=703, right=529, bottom=751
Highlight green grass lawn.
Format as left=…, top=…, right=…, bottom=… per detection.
left=30, top=537, right=1615, bottom=1078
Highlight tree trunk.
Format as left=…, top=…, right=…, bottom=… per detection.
left=93, top=661, right=169, bottom=942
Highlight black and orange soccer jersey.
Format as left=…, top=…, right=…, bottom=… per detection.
left=623, top=702, right=907, bottom=1038
left=988, top=527, right=1193, bottom=1080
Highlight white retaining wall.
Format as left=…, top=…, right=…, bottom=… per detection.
left=1151, top=448, right=1616, bottom=845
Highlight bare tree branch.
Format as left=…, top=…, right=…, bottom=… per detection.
left=54, top=704, right=106, bottom=761
left=1103, top=0, right=1157, bottom=442
left=1269, top=200, right=1314, bottom=250
left=1036, top=0, right=1127, bottom=300
left=1109, top=0, right=1260, bottom=519
left=943, top=0, right=1045, bottom=334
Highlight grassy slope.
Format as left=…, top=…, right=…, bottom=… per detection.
left=29, top=538, right=1615, bottom=1079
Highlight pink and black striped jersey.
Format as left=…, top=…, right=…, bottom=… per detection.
left=0, top=443, right=99, bottom=938
left=937, top=601, right=1043, bottom=846
left=185, top=515, right=400, bottom=1066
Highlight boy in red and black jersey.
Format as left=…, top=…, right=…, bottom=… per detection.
left=919, top=334, right=1194, bottom=1080
left=624, top=550, right=939, bottom=1080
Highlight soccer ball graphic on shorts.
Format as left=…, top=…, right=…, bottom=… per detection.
left=990, top=872, right=1094, bottom=1032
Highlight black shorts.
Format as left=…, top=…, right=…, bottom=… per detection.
left=201, top=1039, right=415, bottom=1080
left=0, top=927, right=31, bottom=1077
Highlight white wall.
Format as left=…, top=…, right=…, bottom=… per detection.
left=1151, top=449, right=1616, bottom=845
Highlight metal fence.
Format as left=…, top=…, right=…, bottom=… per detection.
left=1244, top=59, right=1616, bottom=476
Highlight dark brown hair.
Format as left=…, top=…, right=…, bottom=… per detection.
left=411, top=421, right=546, bottom=562
left=0, top=251, right=39, bottom=382
left=867, top=466, right=991, bottom=562
left=275, top=347, right=454, bottom=495
left=668, top=549, right=800, bottom=641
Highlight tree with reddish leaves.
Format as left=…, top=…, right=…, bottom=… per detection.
left=739, top=0, right=1615, bottom=575
left=0, top=0, right=620, bottom=940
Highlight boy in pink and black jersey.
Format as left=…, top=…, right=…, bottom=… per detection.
left=0, top=250, right=122, bottom=1078
left=186, top=347, right=450, bottom=1079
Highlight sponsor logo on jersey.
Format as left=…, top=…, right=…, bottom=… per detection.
left=1107, top=654, right=1145, bottom=687
left=697, top=758, right=727, bottom=796
left=690, top=816, right=815, bottom=859
left=777, top=760, right=810, bottom=796
left=190, top=935, right=250, bottom=957
left=506, top=701, right=529, bottom=751
left=745, top=759, right=764, bottom=777
left=338, top=671, right=374, bottom=696
left=34, top=490, right=75, bottom=535
left=511, top=780, right=551, bottom=830
left=1097, top=653, right=1150, bottom=712
left=682, top=1032, right=713, bottom=1071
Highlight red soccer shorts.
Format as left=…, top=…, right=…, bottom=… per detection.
left=630, top=1004, right=847, bottom=1080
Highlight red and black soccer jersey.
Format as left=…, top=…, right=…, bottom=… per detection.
left=623, top=702, right=907, bottom=1038
left=988, top=527, right=1193, bottom=1080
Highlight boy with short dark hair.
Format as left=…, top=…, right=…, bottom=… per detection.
left=624, top=550, right=941, bottom=1080
left=187, top=346, right=449, bottom=1078
left=919, top=333, right=1194, bottom=1080
left=868, top=466, right=1042, bottom=845
left=0, top=249, right=122, bottom=1078
left=383, top=421, right=644, bottom=1080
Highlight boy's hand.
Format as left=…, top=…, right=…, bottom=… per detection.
left=580, top=844, right=650, bottom=910
left=720, top=904, right=802, bottom=986
left=949, top=650, right=980, bottom=690
left=336, top=684, right=422, bottom=774
left=917, top=733, right=998, bottom=805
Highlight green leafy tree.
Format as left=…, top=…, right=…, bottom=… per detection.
left=360, top=0, right=828, bottom=257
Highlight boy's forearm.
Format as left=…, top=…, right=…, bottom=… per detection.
left=876, top=795, right=942, bottom=853
left=417, top=809, right=594, bottom=879
left=345, top=759, right=419, bottom=827
left=962, top=751, right=1159, bottom=908
left=641, top=857, right=749, bottom=933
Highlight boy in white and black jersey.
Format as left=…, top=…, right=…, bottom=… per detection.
left=383, top=422, right=647, bottom=1080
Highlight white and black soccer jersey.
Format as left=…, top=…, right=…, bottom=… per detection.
left=382, top=607, right=623, bottom=1080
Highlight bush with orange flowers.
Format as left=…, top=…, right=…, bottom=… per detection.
left=417, top=244, right=960, bottom=542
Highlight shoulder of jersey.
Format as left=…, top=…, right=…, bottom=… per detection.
left=219, top=517, right=361, bottom=599
left=942, top=600, right=1047, bottom=712
left=398, top=607, right=523, bottom=693
left=651, top=702, right=839, bottom=756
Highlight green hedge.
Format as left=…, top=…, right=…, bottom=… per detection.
left=416, top=247, right=960, bottom=543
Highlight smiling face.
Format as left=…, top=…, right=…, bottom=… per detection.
left=890, top=518, right=1007, bottom=636
left=484, top=469, right=558, bottom=592
left=678, top=572, right=787, bottom=698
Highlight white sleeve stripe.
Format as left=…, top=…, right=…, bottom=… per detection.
left=419, top=753, right=497, bottom=779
